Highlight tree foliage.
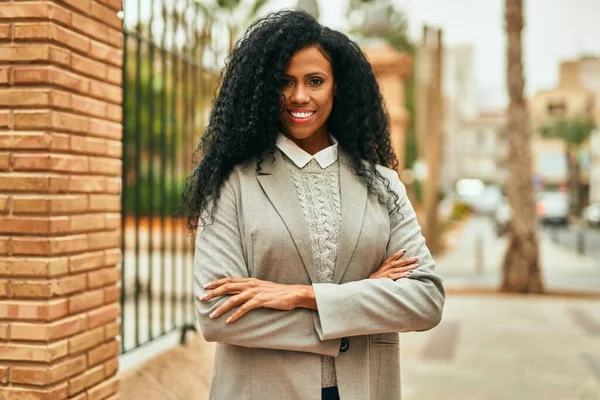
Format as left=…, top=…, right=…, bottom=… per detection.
left=538, top=117, right=596, bottom=147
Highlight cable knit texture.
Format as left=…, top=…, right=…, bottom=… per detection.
left=282, top=152, right=341, bottom=388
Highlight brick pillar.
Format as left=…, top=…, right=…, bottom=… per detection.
left=0, top=1, right=123, bottom=399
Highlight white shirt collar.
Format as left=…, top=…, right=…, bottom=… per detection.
left=276, top=133, right=339, bottom=169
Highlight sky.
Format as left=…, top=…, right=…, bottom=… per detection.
left=263, top=0, right=600, bottom=111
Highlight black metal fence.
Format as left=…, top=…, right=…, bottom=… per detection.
left=120, top=0, right=224, bottom=354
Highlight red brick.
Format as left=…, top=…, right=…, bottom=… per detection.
left=87, top=375, right=119, bottom=400
left=53, top=24, right=90, bottom=54
left=68, top=326, right=104, bottom=353
left=0, top=152, right=9, bottom=170
left=105, top=213, right=120, bottom=230
left=87, top=339, right=118, bottom=366
left=105, top=64, right=121, bottom=85
left=90, top=1, right=121, bottom=31
left=71, top=135, right=107, bottom=155
left=0, top=382, right=69, bottom=400
left=52, top=111, right=89, bottom=133
left=88, top=157, right=121, bottom=176
left=0, top=365, right=8, bottom=384
left=104, top=248, right=120, bottom=265
left=12, top=65, right=50, bottom=84
left=71, top=52, right=106, bottom=80
left=0, top=257, right=68, bottom=278
left=0, top=66, right=9, bottom=84
left=48, top=314, right=88, bottom=340
left=52, top=273, right=87, bottom=296
left=12, top=354, right=86, bottom=385
left=10, top=279, right=53, bottom=298
left=69, top=251, right=106, bottom=273
left=0, top=3, right=51, bottom=19
left=50, top=90, right=71, bottom=109
left=0, top=323, right=8, bottom=339
left=0, top=110, right=11, bottom=128
left=105, top=103, right=122, bottom=122
left=13, top=109, right=52, bottom=130
left=50, top=132, right=72, bottom=151
left=96, top=0, right=122, bottom=12
left=0, top=340, right=68, bottom=362
left=0, top=44, right=51, bottom=62
left=87, top=231, right=119, bottom=251
left=49, top=234, right=89, bottom=255
left=89, top=40, right=122, bottom=67
left=0, top=173, right=49, bottom=192
left=0, top=278, right=8, bottom=297
left=87, top=303, right=119, bottom=328
left=105, top=177, right=120, bottom=194
left=70, top=214, right=106, bottom=232
left=0, top=195, right=9, bottom=214
left=49, top=44, right=70, bottom=66
left=9, top=321, right=48, bottom=341
left=69, top=175, right=105, bottom=193
left=12, top=195, right=51, bottom=214
left=106, top=27, right=122, bottom=49
left=103, top=320, right=119, bottom=340
left=12, top=153, right=51, bottom=170
left=71, top=93, right=107, bottom=118
left=11, top=235, right=88, bottom=256
left=103, top=284, right=119, bottom=304
left=60, top=0, right=91, bottom=15
left=89, top=80, right=121, bottom=104
left=0, top=88, right=50, bottom=107
left=89, top=118, right=121, bottom=140
left=0, top=215, right=51, bottom=235
left=88, top=195, right=120, bottom=212
left=87, top=266, right=119, bottom=289
left=69, top=364, right=104, bottom=396
left=0, top=237, right=9, bottom=256
left=49, top=3, right=72, bottom=26
left=13, top=21, right=51, bottom=40
left=50, top=154, right=89, bottom=173
left=69, top=288, right=104, bottom=313
left=0, top=298, right=68, bottom=321
left=49, top=174, right=70, bottom=193
left=103, top=356, right=119, bottom=377
left=0, top=24, right=10, bottom=40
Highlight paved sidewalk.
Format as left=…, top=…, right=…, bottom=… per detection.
left=439, top=216, right=600, bottom=293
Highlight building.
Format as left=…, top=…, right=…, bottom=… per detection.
left=529, top=56, right=600, bottom=200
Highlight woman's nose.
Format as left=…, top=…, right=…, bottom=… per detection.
left=290, top=85, right=310, bottom=104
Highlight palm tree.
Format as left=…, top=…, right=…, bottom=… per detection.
left=539, top=117, right=596, bottom=216
left=501, top=0, right=543, bottom=293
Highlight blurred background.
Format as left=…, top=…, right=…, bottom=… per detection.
left=116, top=0, right=600, bottom=399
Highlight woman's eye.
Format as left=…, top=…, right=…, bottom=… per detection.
left=308, top=78, right=323, bottom=86
left=281, top=79, right=294, bottom=87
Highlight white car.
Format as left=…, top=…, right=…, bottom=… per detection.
left=535, top=192, right=569, bottom=225
left=583, top=203, right=600, bottom=227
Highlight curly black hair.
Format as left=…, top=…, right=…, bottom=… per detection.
left=181, top=9, right=400, bottom=231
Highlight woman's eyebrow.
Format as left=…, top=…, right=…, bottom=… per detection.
left=282, top=72, right=328, bottom=78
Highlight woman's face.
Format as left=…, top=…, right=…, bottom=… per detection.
left=279, top=44, right=335, bottom=143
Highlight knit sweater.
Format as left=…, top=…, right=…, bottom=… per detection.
left=282, top=152, right=341, bottom=388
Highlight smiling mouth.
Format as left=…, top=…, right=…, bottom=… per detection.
left=288, top=110, right=316, bottom=119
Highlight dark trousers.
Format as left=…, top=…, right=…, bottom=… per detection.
left=322, top=386, right=340, bottom=400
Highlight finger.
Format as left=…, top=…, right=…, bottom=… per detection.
left=203, top=277, right=251, bottom=290
left=209, top=291, right=254, bottom=319
left=382, top=249, right=407, bottom=265
left=388, top=263, right=419, bottom=275
left=226, top=298, right=262, bottom=323
left=200, top=282, right=249, bottom=301
left=388, top=271, right=413, bottom=280
left=388, top=256, right=418, bottom=269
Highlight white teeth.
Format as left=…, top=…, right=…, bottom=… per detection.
left=290, top=111, right=315, bottom=119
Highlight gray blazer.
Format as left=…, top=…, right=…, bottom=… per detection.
left=193, top=149, right=445, bottom=400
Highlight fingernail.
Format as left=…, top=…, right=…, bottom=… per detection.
left=203, top=283, right=213, bottom=289
left=199, top=294, right=209, bottom=301
left=225, top=316, right=232, bottom=324
left=209, top=311, right=218, bottom=318
left=398, top=249, right=407, bottom=255
left=412, top=264, right=419, bottom=269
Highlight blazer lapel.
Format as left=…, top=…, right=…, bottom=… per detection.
left=256, top=150, right=316, bottom=282
left=333, top=151, right=368, bottom=283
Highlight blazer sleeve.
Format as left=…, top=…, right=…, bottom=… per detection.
left=311, top=168, right=445, bottom=340
left=193, top=174, right=341, bottom=357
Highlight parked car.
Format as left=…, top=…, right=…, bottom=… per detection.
left=535, top=191, right=569, bottom=225
left=583, top=203, right=600, bottom=227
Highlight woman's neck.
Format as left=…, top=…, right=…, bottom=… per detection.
left=288, top=130, right=331, bottom=155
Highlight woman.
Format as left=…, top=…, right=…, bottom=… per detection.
left=184, top=10, right=445, bottom=400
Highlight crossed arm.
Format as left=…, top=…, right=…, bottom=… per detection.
left=193, top=171, right=445, bottom=354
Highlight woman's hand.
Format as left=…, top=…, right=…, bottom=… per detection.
left=198, top=278, right=310, bottom=323
left=369, top=249, right=418, bottom=280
